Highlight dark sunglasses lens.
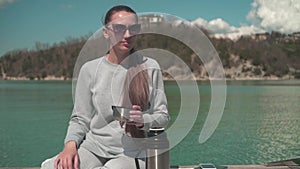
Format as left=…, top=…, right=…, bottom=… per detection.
left=129, top=24, right=141, bottom=34
left=111, top=24, right=141, bottom=35
left=112, top=24, right=127, bottom=33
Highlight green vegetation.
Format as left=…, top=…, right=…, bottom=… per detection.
left=0, top=27, right=300, bottom=80
left=211, top=31, right=300, bottom=78
left=0, top=37, right=86, bottom=80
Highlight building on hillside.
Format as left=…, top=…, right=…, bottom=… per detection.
left=139, top=14, right=164, bottom=24
left=250, top=32, right=269, bottom=41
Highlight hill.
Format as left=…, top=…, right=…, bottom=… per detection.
left=0, top=29, right=300, bottom=80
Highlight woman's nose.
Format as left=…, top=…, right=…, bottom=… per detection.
left=123, top=29, right=131, bottom=38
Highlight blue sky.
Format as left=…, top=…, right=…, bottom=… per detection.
left=1, top=0, right=300, bottom=57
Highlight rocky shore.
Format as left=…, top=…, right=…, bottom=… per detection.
left=1, top=75, right=71, bottom=81
left=0, top=53, right=298, bottom=81
left=0, top=73, right=296, bottom=81
left=0, top=75, right=294, bottom=81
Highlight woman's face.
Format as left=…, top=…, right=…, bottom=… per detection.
left=106, top=11, right=140, bottom=53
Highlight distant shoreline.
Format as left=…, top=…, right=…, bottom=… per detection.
left=0, top=75, right=297, bottom=81
left=0, top=75, right=71, bottom=81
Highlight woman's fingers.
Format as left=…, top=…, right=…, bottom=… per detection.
left=54, top=154, right=78, bottom=169
left=61, top=158, right=67, bottom=169
left=74, top=154, right=79, bottom=169
left=67, top=157, right=73, bottom=169
left=130, top=110, right=143, bottom=121
left=132, top=105, right=141, bottom=110
left=129, top=105, right=144, bottom=126
left=54, top=142, right=78, bottom=169
left=54, top=157, right=59, bottom=169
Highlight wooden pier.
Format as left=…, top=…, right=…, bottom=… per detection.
left=1, top=165, right=299, bottom=169
left=1, top=158, right=299, bottom=169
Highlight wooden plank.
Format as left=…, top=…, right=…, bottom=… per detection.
left=0, top=165, right=298, bottom=169
left=0, top=168, right=40, bottom=169
left=226, top=165, right=291, bottom=169
left=170, top=165, right=200, bottom=169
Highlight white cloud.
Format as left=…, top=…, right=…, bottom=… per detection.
left=213, top=25, right=264, bottom=40
left=192, top=18, right=237, bottom=34
left=191, top=0, right=300, bottom=40
left=247, top=0, right=300, bottom=34
left=192, top=18, right=264, bottom=40
left=0, top=0, right=15, bottom=8
left=207, top=18, right=236, bottom=34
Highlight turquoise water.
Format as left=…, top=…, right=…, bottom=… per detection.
left=0, top=80, right=299, bottom=167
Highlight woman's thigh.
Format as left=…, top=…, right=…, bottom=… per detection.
left=78, top=147, right=106, bottom=169
left=102, top=156, right=145, bottom=169
left=41, top=147, right=106, bottom=169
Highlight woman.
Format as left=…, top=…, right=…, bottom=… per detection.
left=41, top=5, right=169, bottom=169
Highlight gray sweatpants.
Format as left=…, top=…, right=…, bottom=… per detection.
left=41, top=147, right=145, bottom=169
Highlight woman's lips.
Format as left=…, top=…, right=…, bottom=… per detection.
left=121, top=40, right=129, bottom=44
left=120, top=40, right=130, bottom=47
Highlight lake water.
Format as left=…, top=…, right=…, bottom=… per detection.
left=0, top=80, right=299, bottom=167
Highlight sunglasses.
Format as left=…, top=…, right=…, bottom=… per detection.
left=107, top=24, right=141, bottom=35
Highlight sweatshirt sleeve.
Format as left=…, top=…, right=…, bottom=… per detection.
left=64, top=63, right=95, bottom=147
left=142, top=61, right=170, bottom=130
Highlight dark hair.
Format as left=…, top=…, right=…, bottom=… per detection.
left=123, top=57, right=150, bottom=138
left=104, top=5, right=137, bottom=25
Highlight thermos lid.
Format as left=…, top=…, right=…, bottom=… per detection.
left=149, top=127, right=165, bottom=132
left=148, top=127, right=165, bottom=136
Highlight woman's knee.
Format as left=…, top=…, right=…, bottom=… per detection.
left=41, top=156, right=57, bottom=169
left=103, top=156, right=145, bottom=169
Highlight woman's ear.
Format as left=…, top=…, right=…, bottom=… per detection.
left=102, top=27, right=109, bottom=39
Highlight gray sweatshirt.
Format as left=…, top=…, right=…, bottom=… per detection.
left=64, top=54, right=169, bottom=158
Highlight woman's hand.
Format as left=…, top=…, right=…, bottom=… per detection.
left=128, top=105, right=144, bottom=128
left=54, top=141, right=79, bottom=169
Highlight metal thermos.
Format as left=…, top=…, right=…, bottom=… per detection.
left=146, top=127, right=169, bottom=169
